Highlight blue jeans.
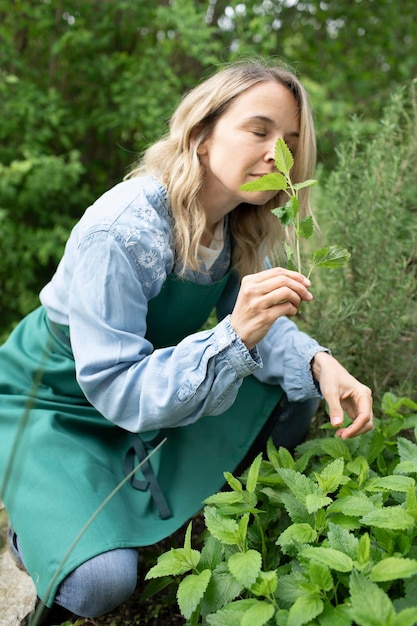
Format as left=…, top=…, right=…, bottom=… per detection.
left=12, top=394, right=319, bottom=617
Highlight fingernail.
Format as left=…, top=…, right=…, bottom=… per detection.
left=332, top=416, right=343, bottom=425
left=306, top=291, right=313, bottom=300
left=304, top=278, right=311, bottom=287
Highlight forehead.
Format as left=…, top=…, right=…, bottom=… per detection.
left=225, top=80, right=300, bottom=127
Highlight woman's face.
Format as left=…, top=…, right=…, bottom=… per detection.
left=198, top=80, right=300, bottom=225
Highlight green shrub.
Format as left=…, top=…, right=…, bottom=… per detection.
left=301, top=82, right=417, bottom=404
left=146, top=392, right=417, bottom=625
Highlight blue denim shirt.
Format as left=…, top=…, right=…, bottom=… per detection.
left=40, top=176, right=327, bottom=433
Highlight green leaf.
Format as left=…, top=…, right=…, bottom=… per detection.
left=204, top=506, right=241, bottom=545
left=145, top=546, right=200, bottom=579
left=274, top=138, right=294, bottom=176
left=317, top=437, right=352, bottom=461
left=272, top=196, right=299, bottom=226
left=276, top=523, right=317, bottom=548
left=370, top=557, right=417, bottom=582
left=227, top=549, right=262, bottom=588
left=318, top=603, right=352, bottom=626
left=393, top=608, right=417, bottom=626
left=223, top=471, right=244, bottom=492
left=246, top=453, right=262, bottom=494
left=206, top=599, right=258, bottom=626
left=357, top=533, right=370, bottom=565
left=277, top=468, right=320, bottom=504
left=360, top=505, right=415, bottom=530
left=250, top=570, right=278, bottom=597
left=348, top=571, right=395, bottom=626
left=315, top=458, right=345, bottom=494
left=200, top=563, right=243, bottom=614
left=241, top=600, right=275, bottom=626
left=292, top=179, right=318, bottom=191
left=204, top=491, right=244, bottom=506
left=199, top=535, right=223, bottom=572
left=298, top=216, right=314, bottom=239
left=287, top=593, right=323, bottom=626
left=365, top=475, right=415, bottom=493
left=240, top=172, right=287, bottom=192
left=177, top=569, right=211, bottom=619
left=327, top=522, right=359, bottom=560
left=309, top=245, right=351, bottom=269
left=328, top=494, right=377, bottom=517
left=305, top=493, right=332, bottom=513
left=300, top=547, right=353, bottom=572
left=308, top=561, right=333, bottom=592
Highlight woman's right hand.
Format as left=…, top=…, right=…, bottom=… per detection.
left=230, top=267, right=313, bottom=350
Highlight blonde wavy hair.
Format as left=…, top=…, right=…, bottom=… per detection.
left=127, top=60, right=316, bottom=278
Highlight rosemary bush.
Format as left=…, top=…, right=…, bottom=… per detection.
left=302, top=83, right=417, bottom=404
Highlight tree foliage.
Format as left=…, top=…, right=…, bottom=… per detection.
left=0, top=0, right=416, bottom=374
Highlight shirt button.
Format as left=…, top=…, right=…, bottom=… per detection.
left=219, top=336, right=227, bottom=346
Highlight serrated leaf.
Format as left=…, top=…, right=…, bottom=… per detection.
left=177, top=569, right=211, bottom=619
left=241, top=600, right=275, bottom=626
left=246, top=453, right=262, bottom=494
left=328, top=494, right=376, bottom=517
left=200, top=563, right=243, bottom=614
left=310, top=245, right=351, bottom=269
left=204, top=491, right=244, bottom=506
left=292, top=179, right=318, bottom=191
left=228, top=549, right=262, bottom=588
left=300, top=546, right=353, bottom=572
left=145, top=546, right=200, bottom=578
left=318, top=603, right=352, bottom=626
left=360, top=505, right=415, bottom=529
left=308, top=561, right=333, bottom=592
left=327, top=522, right=359, bottom=559
left=317, top=436, right=352, bottom=460
left=287, top=592, right=323, bottom=626
left=394, top=608, right=417, bottom=626
left=276, top=523, right=317, bottom=547
left=206, top=599, right=258, bottom=626
left=365, top=475, right=415, bottom=493
left=277, top=468, right=320, bottom=503
left=199, top=535, right=223, bottom=572
left=204, top=506, right=241, bottom=545
left=357, top=532, right=370, bottom=565
left=349, top=570, right=395, bottom=625
left=240, top=171, right=287, bottom=192
left=397, top=437, right=417, bottom=463
left=223, top=471, right=243, bottom=492
left=298, top=216, right=314, bottom=239
left=305, top=493, right=332, bottom=513
left=250, top=570, right=278, bottom=597
left=370, top=557, right=417, bottom=582
left=315, top=458, right=345, bottom=496
left=274, top=137, right=294, bottom=175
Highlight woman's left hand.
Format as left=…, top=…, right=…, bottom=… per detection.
left=311, top=352, right=373, bottom=439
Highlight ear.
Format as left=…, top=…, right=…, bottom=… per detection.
left=197, top=141, right=208, bottom=155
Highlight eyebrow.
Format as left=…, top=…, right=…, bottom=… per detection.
left=242, top=115, right=300, bottom=138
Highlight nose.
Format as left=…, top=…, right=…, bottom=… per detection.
left=264, top=135, right=282, bottom=163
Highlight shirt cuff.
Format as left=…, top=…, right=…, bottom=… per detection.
left=214, top=315, right=262, bottom=377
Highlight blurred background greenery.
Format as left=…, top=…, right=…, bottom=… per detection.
left=0, top=0, right=416, bottom=406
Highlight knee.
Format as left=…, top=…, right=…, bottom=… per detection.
left=56, top=548, right=139, bottom=617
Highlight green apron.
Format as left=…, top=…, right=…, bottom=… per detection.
left=0, top=272, right=282, bottom=606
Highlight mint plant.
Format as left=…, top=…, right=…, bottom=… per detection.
left=145, top=393, right=417, bottom=625
left=240, top=138, right=350, bottom=278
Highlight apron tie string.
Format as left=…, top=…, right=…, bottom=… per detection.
left=123, top=434, right=172, bottom=520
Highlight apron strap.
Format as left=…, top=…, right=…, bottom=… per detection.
left=123, top=434, right=172, bottom=520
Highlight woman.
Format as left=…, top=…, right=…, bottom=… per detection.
left=0, top=60, right=373, bottom=625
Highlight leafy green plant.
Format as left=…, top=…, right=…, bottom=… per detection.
left=145, top=392, right=417, bottom=625
left=240, top=138, right=350, bottom=278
